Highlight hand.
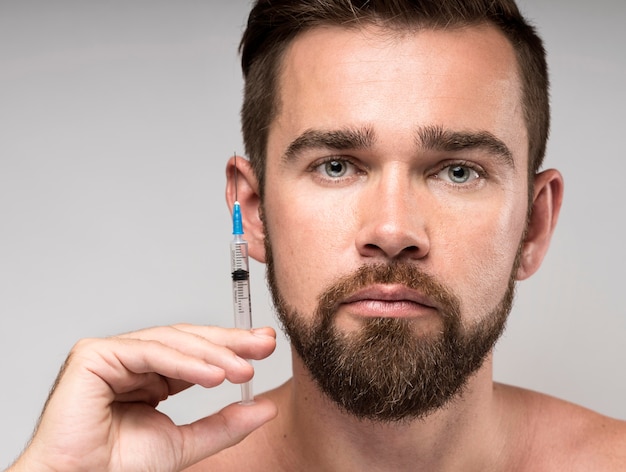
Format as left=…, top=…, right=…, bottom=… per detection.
left=9, top=324, right=277, bottom=472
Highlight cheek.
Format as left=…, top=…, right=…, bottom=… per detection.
left=264, top=192, right=356, bottom=315
left=439, top=201, right=526, bottom=320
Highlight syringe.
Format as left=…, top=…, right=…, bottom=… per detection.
left=230, top=194, right=254, bottom=404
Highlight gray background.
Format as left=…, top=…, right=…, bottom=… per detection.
left=1, top=0, right=624, bottom=467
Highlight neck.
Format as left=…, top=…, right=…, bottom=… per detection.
left=269, top=349, right=513, bottom=472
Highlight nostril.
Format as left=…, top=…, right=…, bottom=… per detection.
left=361, top=243, right=422, bottom=259
left=356, top=218, right=430, bottom=260
left=396, top=245, right=420, bottom=259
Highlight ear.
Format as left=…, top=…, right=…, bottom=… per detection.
left=225, top=156, right=266, bottom=263
left=516, top=169, right=564, bottom=280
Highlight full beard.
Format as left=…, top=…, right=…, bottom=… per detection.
left=264, top=229, right=518, bottom=423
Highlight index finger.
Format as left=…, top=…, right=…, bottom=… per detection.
left=118, top=324, right=277, bottom=361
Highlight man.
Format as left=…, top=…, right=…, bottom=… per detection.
left=8, top=0, right=626, bottom=471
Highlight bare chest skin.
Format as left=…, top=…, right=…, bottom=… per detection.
left=186, top=380, right=626, bottom=472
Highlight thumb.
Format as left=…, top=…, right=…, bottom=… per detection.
left=177, top=397, right=278, bottom=468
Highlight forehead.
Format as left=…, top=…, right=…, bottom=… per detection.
left=270, top=23, right=527, bottom=165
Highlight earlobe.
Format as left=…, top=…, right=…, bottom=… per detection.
left=225, top=156, right=266, bottom=262
left=516, top=169, right=564, bottom=280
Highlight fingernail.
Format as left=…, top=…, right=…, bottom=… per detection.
left=251, top=328, right=274, bottom=339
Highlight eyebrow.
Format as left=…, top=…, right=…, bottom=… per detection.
left=281, top=124, right=515, bottom=168
left=417, top=125, right=515, bottom=169
left=282, top=126, right=375, bottom=163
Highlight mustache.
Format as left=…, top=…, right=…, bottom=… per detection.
left=316, top=262, right=461, bottom=322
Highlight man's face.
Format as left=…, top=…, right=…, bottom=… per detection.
left=261, top=24, right=530, bottom=420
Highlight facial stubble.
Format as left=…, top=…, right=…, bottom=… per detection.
left=264, top=223, right=518, bottom=423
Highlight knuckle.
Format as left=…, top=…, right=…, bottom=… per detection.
left=70, top=337, right=100, bottom=355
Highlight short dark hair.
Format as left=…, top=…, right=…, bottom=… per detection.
left=239, top=0, right=549, bottom=197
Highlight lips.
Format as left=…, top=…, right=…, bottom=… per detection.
left=340, top=284, right=438, bottom=318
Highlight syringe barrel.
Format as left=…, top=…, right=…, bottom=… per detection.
left=230, top=235, right=249, bottom=272
left=230, top=237, right=252, bottom=330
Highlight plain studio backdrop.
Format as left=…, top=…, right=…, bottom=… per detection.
left=1, top=0, right=624, bottom=467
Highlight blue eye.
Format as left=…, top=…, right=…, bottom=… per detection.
left=314, top=159, right=357, bottom=179
left=437, top=164, right=480, bottom=184
left=325, top=160, right=348, bottom=177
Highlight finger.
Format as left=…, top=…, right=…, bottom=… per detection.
left=146, top=324, right=277, bottom=360
left=117, top=325, right=276, bottom=360
left=113, top=373, right=171, bottom=406
left=117, top=325, right=276, bottom=380
left=72, top=337, right=234, bottom=396
left=176, top=397, right=278, bottom=470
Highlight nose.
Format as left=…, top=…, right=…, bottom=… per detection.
left=355, top=169, right=430, bottom=261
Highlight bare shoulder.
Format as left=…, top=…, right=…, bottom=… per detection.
left=497, top=383, right=626, bottom=470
